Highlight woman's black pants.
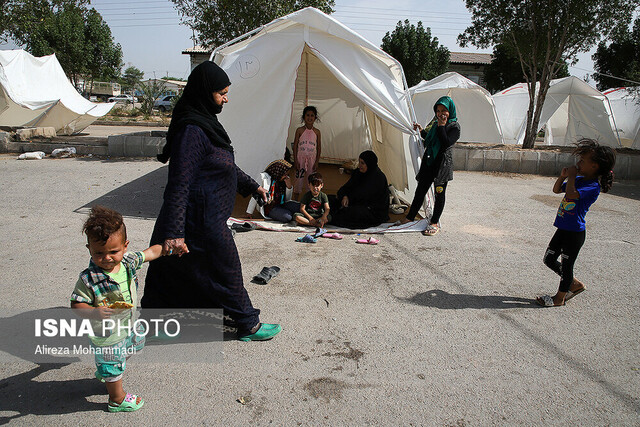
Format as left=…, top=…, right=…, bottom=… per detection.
left=406, top=174, right=448, bottom=224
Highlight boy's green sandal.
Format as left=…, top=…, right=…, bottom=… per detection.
left=108, top=393, right=144, bottom=412
left=238, top=323, right=282, bottom=342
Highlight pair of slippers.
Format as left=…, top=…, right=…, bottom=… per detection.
left=356, top=237, right=379, bottom=245
left=297, top=228, right=344, bottom=243
left=251, top=266, right=280, bottom=285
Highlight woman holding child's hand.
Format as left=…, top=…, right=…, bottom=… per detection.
left=142, top=61, right=281, bottom=342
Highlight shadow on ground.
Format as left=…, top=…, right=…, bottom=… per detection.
left=606, top=180, right=640, bottom=201
left=401, top=289, right=536, bottom=309
left=0, top=363, right=105, bottom=422
left=74, top=166, right=167, bottom=220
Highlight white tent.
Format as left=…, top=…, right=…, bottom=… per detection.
left=493, top=76, right=620, bottom=147
left=410, top=72, right=504, bottom=144
left=603, top=87, right=640, bottom=149
left=211, top=7, right=421, bottom=200
left=0, top=49, right=115, bottom=135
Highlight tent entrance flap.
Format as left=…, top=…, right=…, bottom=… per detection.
left=287, top=45, right=372, bottom=163
left=286, top=45, right=409, bottom=192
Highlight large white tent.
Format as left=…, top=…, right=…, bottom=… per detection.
left=603, top=87, right=640, bottom=149
left=211, top=7, right=421, bottom=201
left=410, top=72, right=504, bottom=144
left=493, top=76, right=620, bottom=147
left=0, top=49, right=114, bottom=135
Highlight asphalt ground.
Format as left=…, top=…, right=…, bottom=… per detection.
left=0, top=155, right=638, bottom=425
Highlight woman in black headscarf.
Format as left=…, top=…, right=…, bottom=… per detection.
left=142, top=61, right=281, bottom=342
left=331, top=150, right=389, bottom=229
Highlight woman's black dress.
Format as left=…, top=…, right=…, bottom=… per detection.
left=141, top=125, right=260, bottom=333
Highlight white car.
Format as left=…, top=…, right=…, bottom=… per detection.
left=154, top=95, right=176, bottom=112
left=108, top=94, right=137, bottom=104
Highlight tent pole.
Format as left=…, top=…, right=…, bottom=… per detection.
left=305, top=51, right=309, bottom=107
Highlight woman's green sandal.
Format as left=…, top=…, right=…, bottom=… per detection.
left=238, top=323, right=282, bottom=342
left=108, top=393, right=144, bottom=412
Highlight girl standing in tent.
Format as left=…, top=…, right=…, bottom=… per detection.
left=293, top=106, right=322, bottom=199
left=402, top=96, right=460, bottom=235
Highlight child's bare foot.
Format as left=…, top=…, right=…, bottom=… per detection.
left=400, top=218, right=411, bottom=224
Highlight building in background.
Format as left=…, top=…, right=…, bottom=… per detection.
left=446, top=52, right=492, bottom=87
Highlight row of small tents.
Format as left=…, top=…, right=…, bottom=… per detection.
left=1, top=8, right=638, bottom=200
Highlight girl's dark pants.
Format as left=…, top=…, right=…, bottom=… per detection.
left=543, top=228, right=586, bottom=292
left=406, top=171, right=448, bottom=224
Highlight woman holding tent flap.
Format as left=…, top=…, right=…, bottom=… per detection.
left=402, top=96, right=460, bottom=235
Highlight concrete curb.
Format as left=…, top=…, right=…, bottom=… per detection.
left=107, top=130, right=167, bottom=157
left=452, top=146, right=640, bottom=180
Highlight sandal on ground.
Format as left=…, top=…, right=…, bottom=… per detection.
left=536, top=295, right=565, bottom=307
left=231, top=222, right=256, bottom=232
left=108, top=393, right=144, bottom=412
left=295, top=234, right=317, bottom=243
left=251, top=266, right=280, bottom=285
left=312, top=227, right=327, bottom=238
left=356, top=237, right=379, bottom=245
left=422, top=224, right=440, bottom=236
left=238, top=323, right=282, bottom=342
left=321, top=232, right=343, bottom=240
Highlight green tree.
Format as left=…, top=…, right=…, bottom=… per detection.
left=4, top=1, right=122, bottom=87
left=484, top=43, right=569, bottom=94
left=137, top=79, right=166, bottom=116
left=171, top=0, right=335, bottom=48
left=592, top=17, right=640, bottom=91
left=459, top=0, right=636, bottom=148
left=84, top=8, right=122, bottom=82
left=381, top=20, right=449, bottom=87
left=122, top=66, right=145, bottom=92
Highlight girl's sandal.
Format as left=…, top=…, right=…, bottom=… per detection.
left=422, top=225, right=440, bottom=236
left=108, top=393, right=144, bottom=412
left=535, top=295, right=565, bottom=307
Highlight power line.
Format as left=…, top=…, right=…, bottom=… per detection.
left=335, top=4, right=472, bottom=17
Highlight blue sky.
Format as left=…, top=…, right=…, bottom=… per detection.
left=2, top=0, right=601, bottom=82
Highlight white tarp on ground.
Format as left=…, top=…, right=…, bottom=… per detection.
left=603, top=87, right=640, bottom=149
left=211, top=7, right=422, bottom=203
left=410, top=72, right=505, bottom=144
left=0, top=49, right=115, bottom=135
left=493, top=76, right=620, bottom=147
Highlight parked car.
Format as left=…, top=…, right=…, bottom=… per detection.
left=154, top=95, right=175, bottom=112
left=108, top=94, right=137, bottom=104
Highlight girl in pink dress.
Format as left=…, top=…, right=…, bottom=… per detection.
left=293, top=106, right=322, bottom=198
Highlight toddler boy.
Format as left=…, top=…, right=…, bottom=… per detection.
left=70, top=205, right=163, bottom=412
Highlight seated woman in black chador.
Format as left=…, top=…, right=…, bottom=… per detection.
left=331, top=150, right=389, bottom=229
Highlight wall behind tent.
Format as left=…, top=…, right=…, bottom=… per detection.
left=287, top=47, right=371, bottom=163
